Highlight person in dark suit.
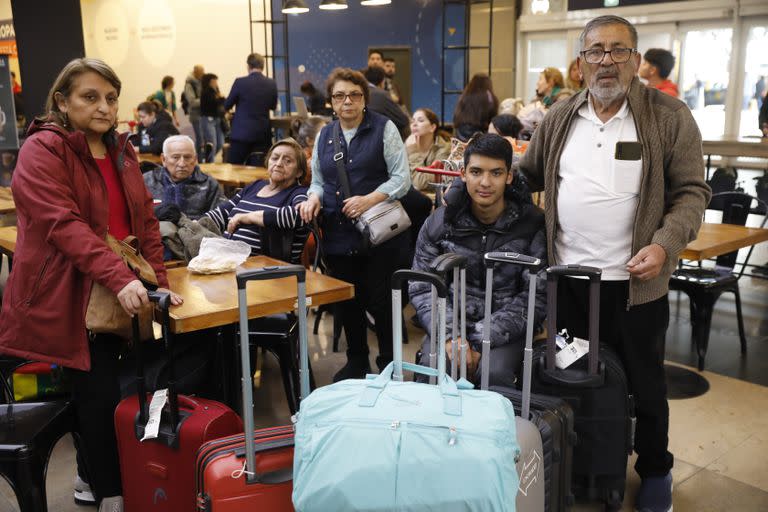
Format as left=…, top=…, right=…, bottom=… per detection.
left=224, top=53, right=277, bottom=166
left=362, top=66, right=409, bottom=140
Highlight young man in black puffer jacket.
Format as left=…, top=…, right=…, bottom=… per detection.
left=410, top=133, right=547, bottom=387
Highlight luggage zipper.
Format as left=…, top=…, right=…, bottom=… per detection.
left=364, top=205, right=398, bottom=222
left=314, top=419, right=510, bottom=446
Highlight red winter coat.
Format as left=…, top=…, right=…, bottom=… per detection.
left=0, top=121, right=169, bottom=371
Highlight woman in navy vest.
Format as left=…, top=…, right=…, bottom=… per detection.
left=298, top=68, right=411, bottom=381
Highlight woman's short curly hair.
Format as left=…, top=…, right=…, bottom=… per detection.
left=325, top=67, right=370, bottom=105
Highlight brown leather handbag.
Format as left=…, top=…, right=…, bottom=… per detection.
left=85, top=234, right=159, bottom=340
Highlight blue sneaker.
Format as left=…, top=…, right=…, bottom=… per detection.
left=635, top=472, right=673, bottom=512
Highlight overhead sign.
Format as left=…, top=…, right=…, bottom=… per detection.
left=0, top=55, right=19, bottom=150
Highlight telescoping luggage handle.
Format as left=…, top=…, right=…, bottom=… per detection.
left=385, top=269, right=465, bottom=416
left=545, top=265, right=601, bottom=376
left=236, top=265, right=309, bottom=485
left=430, top=253, right=468, bottom=383
left=132, top=291, right=186, bottom=445
left=482, top=253, right=542, bottom=420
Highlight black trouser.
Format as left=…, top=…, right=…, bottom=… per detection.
left=418, top=336, right=523, bottom=388
left=227, top=138, right=269, bottom=166
left=69, top=334, right=123, bottom=500
left=326, top=248, right=403, bottom=370
left=557, top=278, right=674, bottom=478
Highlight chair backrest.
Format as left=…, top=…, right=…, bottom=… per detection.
left=707, top=191, right=767, bottom=269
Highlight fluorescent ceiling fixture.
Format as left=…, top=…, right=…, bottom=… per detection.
left=319, top=0, right=348, bottom=10
left=361, top=0, right=392, bottom=5
left=282, top=0, right=309, bottom=13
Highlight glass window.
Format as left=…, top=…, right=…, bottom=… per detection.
left=680, top=28, right=733, bottom=139
left=526, top=37, right=567, bottom=101
left=739, top=25, right=768, bottom=138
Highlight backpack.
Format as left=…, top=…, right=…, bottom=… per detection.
left=181, top=92, right=189, bottom=115
left=755, top=172, right=768, bottom=215
left=707, top=167, right=738, bottom=195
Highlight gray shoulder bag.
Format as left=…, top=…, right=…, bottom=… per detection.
left=332, top=122, right=411, bottom=246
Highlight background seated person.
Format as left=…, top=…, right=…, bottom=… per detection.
left=410, top=133, right=547, bottom=388
left=130, top=101, right=179, bottom=155
left=203, top=138, right=309, bottom=264
left=143, top=135, right=225, bottom=220
left=406, top=108, right=450, bottom=192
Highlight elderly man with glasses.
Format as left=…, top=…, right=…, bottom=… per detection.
left=143, top=134, right=226, bottom=220
left=519, top=15, right=710, bottom=512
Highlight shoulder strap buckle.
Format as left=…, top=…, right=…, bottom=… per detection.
left=333, top=152, right=344, bottom=162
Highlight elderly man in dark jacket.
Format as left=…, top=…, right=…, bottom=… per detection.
left=143, top=135, right=225, bottom=220
left=410, top=134, right=547, bottom=388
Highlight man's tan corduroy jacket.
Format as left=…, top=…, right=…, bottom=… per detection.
left=519, top=77, right=712, bottom=307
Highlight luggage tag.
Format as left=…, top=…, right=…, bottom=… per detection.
left=141, top=388, right=168, bottom=442
left=555, top=336, right=590, bottom=369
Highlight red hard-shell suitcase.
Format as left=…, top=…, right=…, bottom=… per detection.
left=195, top=265, right=310, bottom=511
left=115, top=291, right=243, bottom=512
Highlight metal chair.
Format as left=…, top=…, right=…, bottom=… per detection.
left=0, top=361, right=75, bottom=511
left=670, top=192, right=767, bottom=370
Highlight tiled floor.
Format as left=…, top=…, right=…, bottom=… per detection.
left=0, top=274, right=767, bottom=511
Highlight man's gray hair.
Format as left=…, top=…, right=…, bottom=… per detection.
left=162, top=134, right=196, bottom=156
left=579, top=15, right=638, bottom=51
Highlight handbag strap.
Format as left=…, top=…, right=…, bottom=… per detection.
left=332, top=122, right=353, bottom=200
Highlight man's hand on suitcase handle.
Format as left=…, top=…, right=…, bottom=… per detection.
left=446, top=338, right=481, bottom=379
left=626, top=243, right=667, bottom=281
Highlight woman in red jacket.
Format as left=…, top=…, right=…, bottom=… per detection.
left=0, top=58, right=181, bottom=512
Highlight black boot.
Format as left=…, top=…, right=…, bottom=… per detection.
left=333, top=355, right=371, bottom=382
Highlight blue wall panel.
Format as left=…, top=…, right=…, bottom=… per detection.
left=286, top=0, right=443, bottom=115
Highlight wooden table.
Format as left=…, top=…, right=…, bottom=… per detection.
left=679, top=223, right=768, bottom=261
left=701, top=137, right=768, bottom=160
left=164, top=255, right=353, bottom=334
left=199, top=163, right=268, bottom=188
left=0, top=187, right=14, bottom=214
left=0, top=225, right=183, bottom=272
left=138, top=153, right=163, bottom=164
left=0, top=226, right=15, bottom=263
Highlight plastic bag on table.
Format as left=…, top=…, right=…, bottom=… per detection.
left=187, top=237, right=252, bottom=274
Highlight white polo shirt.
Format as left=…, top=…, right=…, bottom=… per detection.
left=555, top=98, right=642, bottom=280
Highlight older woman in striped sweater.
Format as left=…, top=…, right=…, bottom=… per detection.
left=204, top=138, right=309, bottom=263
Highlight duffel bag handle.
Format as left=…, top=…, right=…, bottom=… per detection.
left=358, top=361, right=469, bottom=416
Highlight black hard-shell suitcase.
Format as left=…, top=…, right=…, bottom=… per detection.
left=527, top=265, right=634, bottom=511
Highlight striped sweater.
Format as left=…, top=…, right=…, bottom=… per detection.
left=205, top=180, right=309, bottom=264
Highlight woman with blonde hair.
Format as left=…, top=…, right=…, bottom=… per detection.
left=565, top=58, right=585, bottom=91
left=536, top=67, right=565, bottom=107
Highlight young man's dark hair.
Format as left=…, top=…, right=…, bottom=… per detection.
left=463, top=132, right=513, bottom=171
left=300, top=81, right=316, bottom=94
left=363, top=66, right=386, bottom=87
left=383, top=57, right=395, bottom=64
left=643, top=49, right=675, bottom=79
left=368, top=49, right=383, bottom=60
left=490, top=114, right=523, bottom=138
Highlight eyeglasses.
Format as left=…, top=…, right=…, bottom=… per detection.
left=580, top=47, right=637, bottom=64
left=331, top=91, right=364, bottom=103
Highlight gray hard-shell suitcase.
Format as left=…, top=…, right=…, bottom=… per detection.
left=481, top=252, right=576, bottom=512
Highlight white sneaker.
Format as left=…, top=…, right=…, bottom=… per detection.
left=73, top=475, right=96, bottom=506
left=98, top=496, right=123, bottom=512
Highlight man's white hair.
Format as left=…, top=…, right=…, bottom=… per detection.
left=162, top=135, right=196, bottom=156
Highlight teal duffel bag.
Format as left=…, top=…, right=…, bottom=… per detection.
left=292, top=270, right=520, bottom=512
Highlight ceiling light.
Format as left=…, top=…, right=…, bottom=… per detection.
left=361, top=0, right=392, bottom=5
left=282, top=0, right=309, bottom=14
left=319, top=0, right=348, bottom=10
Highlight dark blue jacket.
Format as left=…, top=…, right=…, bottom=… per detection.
left=410, top=181, right=547, bottom=348
left=224, top=71, right=277, bottom=143
left=317, top=111, right=404, bottom=255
